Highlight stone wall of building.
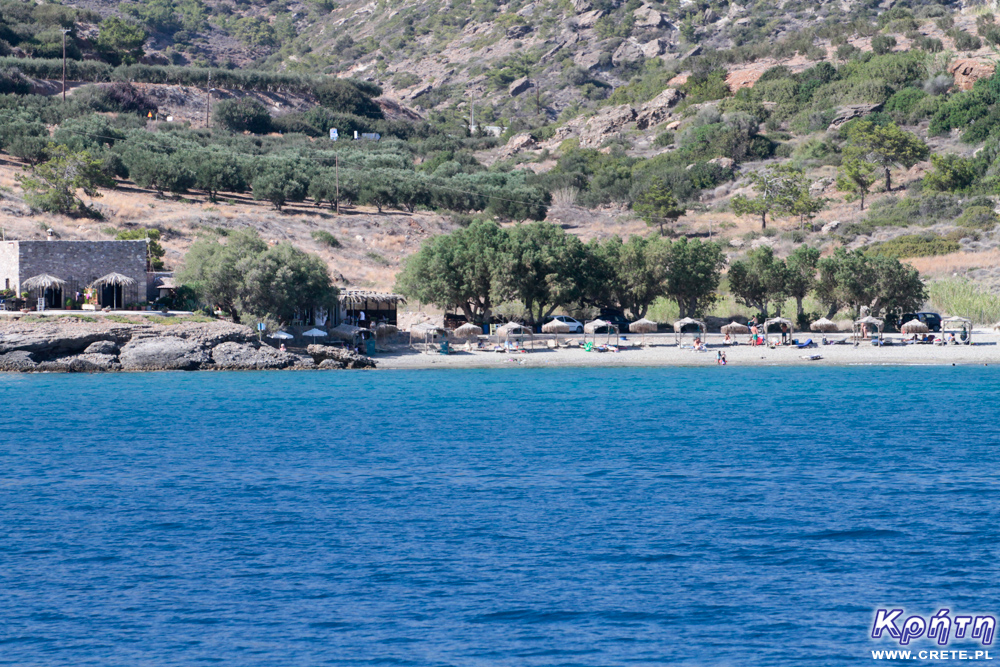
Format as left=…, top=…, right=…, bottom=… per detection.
left=0, top=242, right=18, bottom=293
left=16, top=240, right=148, bottom=304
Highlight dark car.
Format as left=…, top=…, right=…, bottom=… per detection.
left=597, top=309, right=633, bottom=334
left=899, top=312, right=942, bottom=332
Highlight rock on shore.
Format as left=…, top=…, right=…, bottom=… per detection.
left=0, top=318, right=376, bottom=373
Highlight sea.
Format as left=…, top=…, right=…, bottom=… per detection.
left=1, top=366, right=998, bottom=666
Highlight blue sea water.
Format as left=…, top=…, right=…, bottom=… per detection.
left=1, top=366, right=999, bottom=666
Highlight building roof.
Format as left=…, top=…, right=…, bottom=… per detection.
left=337, top=289, right=406, bottom=305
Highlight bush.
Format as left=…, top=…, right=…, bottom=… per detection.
left=867, top=233, right=960, bottom=259
left=871, top=35, right=897, bottom=55
left=951, top=30, right=982, bottom=51
left=653, top=130, right=674, bottom=147
left=213, top=98, right=272, bottom=134
left=75, top=82, right=157, bottom=115
left=955, top=205, right=1000, bottom=230
left=313, top=79, right=383, bottom=119
left=311, top=230, right=341, bottom=247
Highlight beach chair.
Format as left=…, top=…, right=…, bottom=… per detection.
left=439, top=340, right=450, bottom=355
left=796, top=339, right=814, bottom=349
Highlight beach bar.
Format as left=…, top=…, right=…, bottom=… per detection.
left=336, top=289, right=406, bottom=327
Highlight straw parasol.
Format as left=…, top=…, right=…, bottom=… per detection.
left=541, top=319, right=571, bottom=333
left=672, top=317, right=707, bottom=345
left=721, top=321, right=750, bottom=335
left=373, top=323, right=398, bottom=340
left=497, top=321, right=533, bottom=349
left=453, top=322, right=482, bottom=339
left=810, top=317, right=838, bottom=333
left=269, top=330, right=294, bottom=340
left=629, top=318, right=658, bottom=346
left=90, top=272, right=136, bottom=309
left=22, top=273, right=66, bottom=291
left=22, top=273, right=66, bottom=309
left=411, top=322, right=447, bottom=348
left=583, top=318, right=611, bottom=334
left=330, top=323, right=364, bottom=342
left=901, top=319, right=929, bottom=334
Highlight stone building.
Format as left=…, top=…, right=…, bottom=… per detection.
left=0, top=240, right=147, bottom=308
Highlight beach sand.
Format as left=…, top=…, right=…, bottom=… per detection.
left=375, top=333, right=1000, bottom=370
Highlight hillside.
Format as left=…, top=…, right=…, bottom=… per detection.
left=0, top=0, right=998, bottom=324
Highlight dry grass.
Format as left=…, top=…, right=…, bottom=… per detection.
left=906, top=250, right=1000, bottom=277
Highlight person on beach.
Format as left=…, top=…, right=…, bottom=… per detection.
left=724, top=332, right=732, bottom=345
left=716, top=350, right=727, bottom=365
left=780, top=322, right=789, bottom=344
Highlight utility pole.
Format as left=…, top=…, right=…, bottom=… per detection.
left=205, top=71, right=212, bottom=128
left=335, top=153, right=340, bottom=215
left=470, top=100, right=474, bottom=136
left=61, top=28, right=71, bottom=102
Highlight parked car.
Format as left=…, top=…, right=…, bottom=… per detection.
left=598, top=310, right=633, bottom=334
left=898, top=312, right=942, bottom=332
left=543, top=315, right=584, bottom=333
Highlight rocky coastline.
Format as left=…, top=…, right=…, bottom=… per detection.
left=0, top=318, right=377, bottom=373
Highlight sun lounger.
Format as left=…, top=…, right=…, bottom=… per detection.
left=796, top=339, right=814, bottom=348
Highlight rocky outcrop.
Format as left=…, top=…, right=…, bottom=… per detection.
left=635, top=88, right=683, bottom=129
left=85, top=340, right=119, bottom=355
left=506, top=24, right=532, bottom=39
left=708, top=156, right=735, bottom=170
left=574, top=50, right=603, bottom=70
left=579, top=104, right=637, bottom=148
left=725, top=69, right=764, bottom=91
left=66, top=353, right=122, bottom=372
left=307, top=344, right=378, bottom=369
left=612, top=39, right=645, bottom=66
left=119, top=337, right=210, bottom=371
left=0, top=325, right=123, bottom=356
left=508, top=77, right=532, bottom=97
left=498, top=132, right=537, bottom=159
left=0, top=350, right=36, bottom=372
left=827, top=103, right=882, bottom=130
left=641, top=39, right=669, bottom=59
left=210, top=342, right=298, bottom=370
left=575, top=9, right=606, bottom=28
left=948, top=59, right=995, bottom=91
left=633, top=5, right=669, bottom=27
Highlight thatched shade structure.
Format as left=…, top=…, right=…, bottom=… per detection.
left=22, top=273, right=66, bottom=291
left=90, top=272, right=136, bottom=310
left=760, top=317, right=795, bottom=345
left=497, top=322, right=534, bottom=349
left=810, top=317, right=838, bottom=333
left=673, top=317, right=706, bottom=345
left=901, top=319, right=929, bottom=334
left=853, top=315, right=884, bottom=342
left=721, top=321, right=750, bottom=335
left=22, top=273, right=66, bottom=310
left=941, top=316, right=972, bottom=344
left=629, top=318, right=658, bottom=346
left=410, top=322, right=448, bottom=349
left=373, top=323, right=398, bottom=339
left=330, top=323, right=367, bottom=342
left=584, top=318, right=618, bottom=345
left=541, top=319, right=571, bottom=333
left=453, top=322, right=482, bottom=339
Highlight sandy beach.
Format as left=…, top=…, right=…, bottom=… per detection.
left=375, top=332, right=1000, bottom=370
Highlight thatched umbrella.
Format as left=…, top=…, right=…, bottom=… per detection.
left=373, top=323, right=398, bottom=340
left=721, top=321, right=749, bottom=335
left=584, top=318, right=617, bottom=345
left=541, top=318, right=570, bottom=347
left=411, top=322, right=447, bottom=349
left=673, top=317, right=707, bottom=345
left=810, top=317, right=838, bottom=333
left=497, top=321, right=533, bottom=349
left=22, top=274, right=66, bottom=309
left=453, top=322, right=482, bottom=339
left=90, top=272, right=136, bottom=310
left=901, top=319, right=929, bottom=335
left=330, top=323, right=364, bottom=342
left=629, top=317, right=658, bottom=346
left=854, top=315, right=885, bottom=342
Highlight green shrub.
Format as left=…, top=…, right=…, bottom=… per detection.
left=213, top=98, right=272, bottom=134
left=311, top=230, right=341, bottom=247
left=867, top=233, right=960, bottom=258
left=653, top=130, right=674, bottom=147
left=954, top=205, right=999, bottom=230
